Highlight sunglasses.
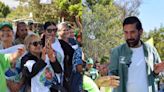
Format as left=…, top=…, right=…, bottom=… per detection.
left=30, top=41, right=42, bottom=47
left=46, top=28, right=57, bottom=33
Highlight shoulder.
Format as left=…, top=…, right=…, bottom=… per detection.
left=59, top=39, right=74, bottom=52
left=0, top=53, right=10, bottom=61
left=111, top=43, right=126, bottom=53
left=143, top=42, right=157, bottom=52
left=74, top=48, right=82, bottom=55
left=21, top=53, right=35, bottom=64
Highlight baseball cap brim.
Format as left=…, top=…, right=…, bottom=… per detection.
left=0, top=22, right=13, bottom=30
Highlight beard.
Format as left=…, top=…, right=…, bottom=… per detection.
left=126, top=38, right=140, bottom=47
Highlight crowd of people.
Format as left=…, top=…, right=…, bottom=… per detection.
left=0, top=21, right=82, bottom=92
left=0, top=16, right=164, bottom=92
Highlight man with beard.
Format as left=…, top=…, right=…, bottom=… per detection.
left=109, top=16, right=164, bottom=92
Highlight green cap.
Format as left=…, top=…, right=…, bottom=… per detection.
left=0, top=22, right=13, bottom=30
left=87, top=58, right=94, bottom=64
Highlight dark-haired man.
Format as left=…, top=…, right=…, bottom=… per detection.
left=109, top=16, right=164, bottom=92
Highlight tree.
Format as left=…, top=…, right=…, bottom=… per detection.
left=82, top=0, right=142, bottom=63
left=29, top=0, right=82, bottom=25
left=0, top=1, right=11, bottom=18
left=83, top=0, right=124, bottom=62
left=146, top=27, right=164, bottom=60
left=7, top=5, right=30, bottom=20
left=114, top=0, right=142, bottom=18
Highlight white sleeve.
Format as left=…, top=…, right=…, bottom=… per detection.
left=24, top=60, right=36, bottom=72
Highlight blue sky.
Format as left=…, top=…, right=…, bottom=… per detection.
left=139, top=0, right=164, bottom=32
left=0, top=0, right=19, bottom=9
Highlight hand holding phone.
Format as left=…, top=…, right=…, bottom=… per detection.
left=45, top=37, right=56, bottom=62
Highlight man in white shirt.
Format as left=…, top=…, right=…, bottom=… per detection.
left=109, top=16, right=164, bottom=92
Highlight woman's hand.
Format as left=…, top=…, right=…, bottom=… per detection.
left=41, top=47, right=46, bottom=61
left=45, top=38, right=56, bottom=62
left=47, top=47, right=56, bottom=63
left=10, top=47, right=25, bottom=63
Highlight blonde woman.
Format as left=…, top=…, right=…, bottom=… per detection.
left=21, top=34, right=62, bottom=92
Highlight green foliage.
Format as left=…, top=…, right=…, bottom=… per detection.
left=7, top=5, right=30, bottom=20
left=83, top=0, right=142, bottom=63
left=29, top=0, right=58, bottom=22
left=83, top=1, right=124, bottom=62
left=100, top=55, right=109, bottom=64
left=29, top=0, right=82, bottom=23
left=69, top=3, right=82, bottom=17
left=148, top=27, right=164, bottom=60
left=0, top=1, right=11, bottom=18
left=142, top=27, right=164, bottom=60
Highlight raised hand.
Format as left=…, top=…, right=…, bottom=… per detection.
left=47, top=48, right=56, bottom=62
left=16, top=47, right=26, bottom=58
left=41, top=47, right=46, bottom=61
left=10, top=47, right=25, bottom=63
left=45, top=37, right=56, bottom=62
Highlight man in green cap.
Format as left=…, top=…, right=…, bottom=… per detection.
left=85, top=58, right=99, bottom=80
left=0, top=21, right=26, bottom=92
left=0, top=21, right=13, bottom=42
left=0, top=22, right=15, bottom=49
left=0, top=22, right=13, bottom=30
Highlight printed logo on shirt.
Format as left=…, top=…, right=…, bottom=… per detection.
left=119, top=56, right=126, bottom=64
left=39, top=66, right=57, bottom=87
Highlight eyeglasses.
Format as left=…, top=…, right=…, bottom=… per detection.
left=30, top=41, right=42, bottom=47
left=46, top=28, right=57, bottom=33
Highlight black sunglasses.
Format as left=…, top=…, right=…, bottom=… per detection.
left=46, top=28, right=57, bottom=33
left=30, top=41, right=42, bottom=46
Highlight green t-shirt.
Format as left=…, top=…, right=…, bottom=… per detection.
left=0, top=54, right=10, bottom=92
left=83, top=75, right=100, bottom=92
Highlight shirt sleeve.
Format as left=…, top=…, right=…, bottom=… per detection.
left=24, top=60, right=36, bottom=72
left=108, top=48, right=119, bottom=76
left=72, top=48, right=83, bottom=71
left=0, top=53, right=11, bottom=72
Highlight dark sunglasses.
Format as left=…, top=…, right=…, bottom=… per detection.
left=30, top=41, right=42, bottom=46
left=46, top=28, right=57, bottom=33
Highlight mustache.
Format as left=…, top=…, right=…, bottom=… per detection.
left=127, top=39, right=135, bottom=42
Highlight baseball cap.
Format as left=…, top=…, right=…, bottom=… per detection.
left=0, top=22, right=13, bottom=30
left=87, top=58, right=94, bottom=64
